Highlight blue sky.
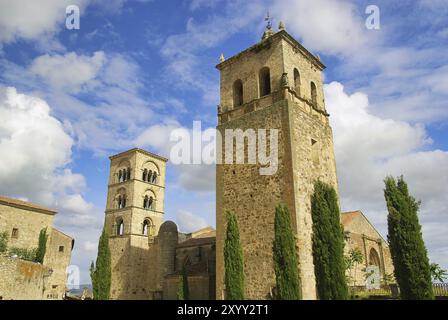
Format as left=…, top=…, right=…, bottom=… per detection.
left=0, top=0, right=447, bottom=284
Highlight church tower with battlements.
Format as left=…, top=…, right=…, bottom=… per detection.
left=215, top=22, right=339, bottom=299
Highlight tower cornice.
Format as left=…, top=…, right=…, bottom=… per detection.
left=216, top=30, right=325, bottom=71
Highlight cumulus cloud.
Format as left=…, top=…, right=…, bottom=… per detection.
left=176, top=210, right=209, bottom=233
left=135, top=122, right=216, bottom=192
left=30, top=51, right=106, bottom=93
left=326, top=81, right=448, bottom=267
left=0, top=86, right=97, bottom=223
left=0, top=0, right=89, bottom=48
left=272, top=0, right=370, bottom=55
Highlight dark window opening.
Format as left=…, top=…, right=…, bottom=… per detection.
left=259, top=67, right=271, bottom=97
left=233, top=79, right=243, bottom=107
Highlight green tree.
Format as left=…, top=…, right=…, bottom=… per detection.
left=272, top=204, right=301, bottom=300
left=384, top=176, right=434, bottom=299
left=311, top=180, right=348, bottom=300
left=35, top=228, right=48, bottom=263
left=91, top=229, right=111, bottom=300
left=345, top=248, right=364, bottom=286
left=224, top=211, right=245, bottom=300
left=177, top=266, right=190, bottom=300
left=0, top=231, right=8, bottom=253
left=430, top=263, right=447, bottom=283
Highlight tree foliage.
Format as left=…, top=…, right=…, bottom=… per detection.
left=91, top=229, right=111, bottom=300
left=272, top=204, right=301, bottom=299
left=177, top=266, right=190, bottom=300
left=224, top=211, right=245, bottom=300
left=384, top=176, right=434, bottom=299
left=311, top=180, right=348, bottom=300
left=0, top=231, right=8, bottom=253
left=35, top=228, right=48, bottom=263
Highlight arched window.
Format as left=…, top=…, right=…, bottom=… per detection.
left=118, top=170, right=123, bottom=183
left=369, top=248, right=381, bottom=267
left=259, top=67, right=271, bottom=97
left=116, top=218, right=124, bottom=236
left=152, top=172, right=158, bottom=184
left=311, top=81, right=317, bottom=105
left=127, top=168, right=131, bottom=180
left=294, top=68, right=301, bottom=95
left=142, top=219, right=153, bottom=236
left=233, top=79, right=243, bottom=107
left=122, top=196, right=126, bottom=208
left=117, top=195, right=122, bottom=208
left=143, top=195, right=149, bottom=209
left=143, top=169, right=147, bottom=181
left=148, top=170, right=152, bottom=182
left=148, top=196, right=154, bottom=210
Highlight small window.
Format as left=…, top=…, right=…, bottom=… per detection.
left=294, top=68, right=301, bottom=95
left=233, top=79, right=243, bottom=107
left=142, top=169, right=147, bottom=181
left=259, top=67, right=271, bottom=97
left=311, top=81, right=317, bottom=105
left=117, top=219, right=124, bottom=236
left=59, top=246, right=64, bottom=252
left=311, top=139, right=319, bottom=165
left=11, top=228, right=19, bottom=239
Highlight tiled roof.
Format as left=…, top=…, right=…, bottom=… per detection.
left=341, top=210, right=361, bottom=226
left=0, top=195, right=56, bottom=214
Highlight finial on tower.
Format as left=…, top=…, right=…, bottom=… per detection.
left=278, top=20, right=285, bottom=31
left=219, top=53, right=225, bottom=63
left=265, top=10, right=272, bottom=30
left=262, top=10, right=275, bottom=40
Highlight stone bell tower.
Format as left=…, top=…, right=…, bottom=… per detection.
left=215, top=22, right=339, bottom=299
left=103, top=148, right=167, bottom=299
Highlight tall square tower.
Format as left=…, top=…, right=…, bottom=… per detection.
left=216, top=26, right=339, bottom=299
left=104, top=148, right=167, bottom=299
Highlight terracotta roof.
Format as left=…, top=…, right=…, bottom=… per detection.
left=0, top=195, right=56, bottom=215
left=341, top=210, right=361, bottom=226
left=177, top=236, right=215, bottom=248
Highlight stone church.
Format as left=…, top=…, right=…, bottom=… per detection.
left=103, top=23, right=394, bottom=300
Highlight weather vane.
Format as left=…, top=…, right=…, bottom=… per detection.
left=265, top=10, right=272, bottom=30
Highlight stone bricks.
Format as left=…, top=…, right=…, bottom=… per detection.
left=216, top=29, right=336, bottom=300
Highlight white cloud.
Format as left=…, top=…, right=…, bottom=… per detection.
left=272, top=0, right=370, bottom=55
left=160, top=0, right=265, bottom=105
left=326, top=81, right=448, bottom=267
left=0, top=0, right=88, bottom=47
left=0, top=86, right=97, bottom=223
left=176, top=210, right=209, bottom=233
left=30, top=51, right=106, bottom=93
left=83, top=241, right=97, bottom=253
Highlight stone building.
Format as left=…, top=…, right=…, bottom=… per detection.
left=103, top=25, right=394, bottom=300
left=342, top=211, right=394, bottom=286
left=215, top=23, right=394, bottom=299
left=216, top=23, right=338, bottom=299
left=0, top=196, right=74, bottom=300
left=103, top=148, right=215, bottom=300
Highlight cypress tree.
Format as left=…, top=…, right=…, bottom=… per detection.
left=273, top=204, right=301, bottom=299
left=177, top=266, right=190, bottom=300
left=35, top=228, right=48, bottom=263
left=92, top=229, right=111, bottom=300
left=224, top=211, right=245, bottom=300
left=384, top=176, right=434, bottom=300
left=311, top=180, right=348, bottom=300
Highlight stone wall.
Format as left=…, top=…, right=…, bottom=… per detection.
left=43, top=228, right=73, bottom=299
left=0, top=255, right=50, bottom=300
left=0, top=203, right=54, bottom=250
